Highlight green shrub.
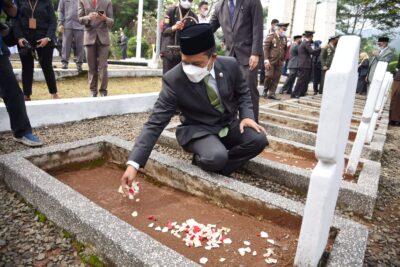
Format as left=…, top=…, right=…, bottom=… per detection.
left=388, top=61, right=398, bottom=74
left=127, top=36, right=151, bottom=59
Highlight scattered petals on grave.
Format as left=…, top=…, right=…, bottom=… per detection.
left=267, top=239, right=275, bottom=245
left=118, top=182, right=140, bottom=200
left=265, top=258, right=278, bottom=264
left=259, top=231, right=269, bottom=238
left=199, top=257, right=208, bottom=265
left=150, top=218, right=232, bottom=251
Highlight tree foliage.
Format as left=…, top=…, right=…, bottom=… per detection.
left=336, top=0, right=400, bottom=35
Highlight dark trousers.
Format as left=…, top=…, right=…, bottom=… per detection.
left=19, top=45, right=57, bottom=97
left=319, top=70, right=327, bottom=94
left=292, top=68, right=311, bottom=97
left=313, top=67, right=321, bottom=93
left=239, top=64, right=259, bottom=122
left=121, top=45, right=127, bottom=59
left=162, top=56, right=180, bottom=74
left=356, top=75, right=368, bottom=94
left=0, top=53, right=32, bottom=138
left=280, top=68, right=297, bottom=94
left=183, top=123, right=268, bottom=176
left=259, top=54, right=265, bottom=85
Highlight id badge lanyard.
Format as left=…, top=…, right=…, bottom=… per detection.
left=28, top=0, right=38, bottom=29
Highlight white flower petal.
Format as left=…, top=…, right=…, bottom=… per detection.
left=131, top=211, right=138, bottom=217
left=223, top=238, right=232, bottom=244
left=265, top=258, right=278, bottom=264
left=267, top=239, right=275, bottom=245
left=219, top=258, right=226, bottom=262
left=199, top=257, right=208, bottom=264
left=260, top=231, right=269, bottom=238
left=243, top=241, right=251, bottom=246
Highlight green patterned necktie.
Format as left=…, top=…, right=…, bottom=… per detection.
left=204, top=75, right=228, bottom=138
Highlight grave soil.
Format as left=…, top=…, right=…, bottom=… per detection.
left=51, top=162, right=300, bottom=266
left=259, top=147, right=360, bottom=182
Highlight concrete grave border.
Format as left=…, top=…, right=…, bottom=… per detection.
left=158, top=123, right=380, bottom=217
left=0, top=93, right=158, bottom=132
left=0, top=136, right=368, bottom=266
left=259, top=103, right=387, bottom=162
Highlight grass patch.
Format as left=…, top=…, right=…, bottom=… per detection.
left=34, top=210, right=47, bottom=223
left=23, top=75, right=161, bottom=100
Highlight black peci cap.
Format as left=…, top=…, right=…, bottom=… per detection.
left=378, top=37, right=389, bottom=42
left=180, top=24, right=215, bottom=55
left=304, top=31, right=315, bottom=37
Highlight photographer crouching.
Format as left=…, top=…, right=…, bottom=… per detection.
left=0, top=0, right=43, bottom=146
left=13, top=0, right=59, bottom=100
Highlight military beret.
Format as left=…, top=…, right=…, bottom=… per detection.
left=378, top=37, right=389, bottom=42
left=180, top=24, right=215, bottom=55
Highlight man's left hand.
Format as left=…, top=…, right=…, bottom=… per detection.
left=98, top=13, right=107, bottom=22
left=240, top=118, right=266, bottom=134
left=249, top=55, right=259, bottom=71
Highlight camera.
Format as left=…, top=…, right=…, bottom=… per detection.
left=19, top=40, right=34, bottom=57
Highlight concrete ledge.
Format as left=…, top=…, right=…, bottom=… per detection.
left=14, top=68, right=79, bottom=82
left=0, top=93, right=158, bottom=132
left=13, top=68, right=162, bottom=81
left=0, top=136, right=368, bottom=266
left=158, top=124, right=380, bottom=217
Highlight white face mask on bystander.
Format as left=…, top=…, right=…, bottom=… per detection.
left=180, top=0, right=192, bottom=9
left=182, top=57, right=212, bottom=83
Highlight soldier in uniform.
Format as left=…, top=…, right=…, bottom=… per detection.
left=161, top=0, right=198, bottom=74
left=291, top=31, right=321, bottom=98
left=319, top=35, right=339, bottom=94
left=263, top=22, right=289, bottom=100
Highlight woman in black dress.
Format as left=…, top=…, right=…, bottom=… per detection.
left=356, top=52, right=369, bottom=95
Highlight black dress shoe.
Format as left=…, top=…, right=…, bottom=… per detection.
left=313, top=92, right=318, bottom=95
left=291, top=95, right=300, bottom=99
left=267, top=95, right=281, bottom=100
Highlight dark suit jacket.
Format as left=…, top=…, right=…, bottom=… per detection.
left=210, top=0, right=263, bottom=65
left=128, top=56, right=254, bottom=167
left=297, top=40, right=321, bottom=69
left=287, top=44, right=299, bottom=69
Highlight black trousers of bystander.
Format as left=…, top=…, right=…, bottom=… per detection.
left=0, top=47, right=32, bottom=138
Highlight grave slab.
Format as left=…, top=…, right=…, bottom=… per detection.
left=295, top=35, right=359, bottom=266
left=346, top=62, right=388, bottom=175
left=0, top=136, right=368, bottom=266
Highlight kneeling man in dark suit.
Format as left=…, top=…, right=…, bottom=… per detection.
left=121, top=24, right=268, bottom=192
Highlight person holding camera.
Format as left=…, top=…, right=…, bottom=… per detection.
left=13, top=0, right=59, bottom=101
left=78, top=0, right=114, bottom=97
left=0, top=0, right=43, bottom=146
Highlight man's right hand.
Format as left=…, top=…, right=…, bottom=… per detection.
left=18, top=38, right=28, bottom=47
left=322, top=66, right=329, bottom=71
left=88, top=12, right=98, bottom=21
left=265, top=62, right=271, bottom=71
left=120, top=165, right=138, bottom=197
left=172, top=21, right=184, bottom=32
left=58, top=25, right=64, bottom=33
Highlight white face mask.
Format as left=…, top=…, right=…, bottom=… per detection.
left=201, top=10, right=209, bottom=17
left=180, top=0, right=192, bottom=9
left=182, top=57, right=212, bottom=83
